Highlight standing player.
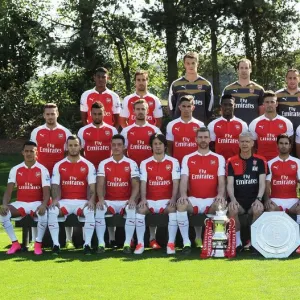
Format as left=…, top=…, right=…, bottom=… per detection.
left=249, top=91, right=293, bottom=161
left=119, top=70, right=163, bottom=128
left=208, top=94, right=248, bottom=160
left=121, top=99, right=161, bottom=166
left=166, top=95, right=204, bottom=165
left=222, top=58, right=264, bottom=125
left=48, top=136, right=96, bottom=255
left=135, top=133, right=180, bottom=255
left=0, top=141, right=50, bottom=255
left=177, top=127, right=226, bottom=254
left=95, top=134, right=140, bottom=254
left=227, top=132, right=267, bottom=250
left=169, top=52, right=213, bottom=123
left=80, top=67, right=121, bottom=127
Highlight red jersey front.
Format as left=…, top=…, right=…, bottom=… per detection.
left=120, top=93, right=163, bottom=125
left=52, top=157, right=96, bottom=200
left=30, top=124, right=72, bottom=175
left=8, top=162, right=50, bottom=202
left=249, top=115, right=293, bottom=161
left=140, top=155, right=180, bottom=200
left=97, top=156, right=139, bottom=201
left=77, top=123, right=118, bottom=168
left=166, top=117, right=204, bottom=164
left=208, top=116, right=248, bottom=160
left=121, top=122, right=161, bottom=166
left=80, top=88, right=121, bottom=125
left=267, top=156, right=300, bottom=199
left=181, top=151, right=225, bottom=198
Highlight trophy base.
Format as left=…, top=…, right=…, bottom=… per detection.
left=211, top=248, right=226, bottom=257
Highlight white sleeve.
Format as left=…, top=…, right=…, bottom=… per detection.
left=241, top=121, right=249, bottom=133
left=41, top=166, right=51, bottom=187
left=87, top=162, right=96, bottom=184
left=266, top=161, right=272, bottom=181
left=155, top=126, right=162, bottom=134
left=181, top=155, right=189, bottom=176
left=166, top=121, right=174, bottom=141
left=285, top=119, right=294, bottom=137
left=140, top=161, right=147, bottom=182
left=248, top=120, right=258, bottom=140
left=80, top=92, right=88, bottom=112
left=153, top=96, right=163, bottom=118
left=51, top=163, right=61, bottom=185
left=217, top=155, right=226, bottom=176
left=77, top=127, right=85, bottom=148
left=121, top=127, right=129, bottom=148
left=64, top=128, right=73, bottom=151
left=120, top=97, right=130, bottom=118
left=296, top=126, right=300, bottom=144
left=207, top=121, right=216, bottom=142
left=97, top=161, right=105, bottom=177
left=130, top=160, right=140, bottom=178
left=7, top=166, right=17, bottom=184
left=168, top=83, right=174, bottom=110
left=112, top=93, right=121, bottom=114
left=112, top=127, right=118, bottom=136
left=30, top=128, right=38, bottom=144
left=172, top=159, right=181, bottom=180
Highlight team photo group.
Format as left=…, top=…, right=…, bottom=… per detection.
left=1, top=51, right=300, bottom=258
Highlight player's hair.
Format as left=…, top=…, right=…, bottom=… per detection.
left=263, top=90, right=277, bottom=101
left=239, top=131, right=254, bottom=140
left=112, top=134, right=125, bottom=145
left=134, top=70, right=148, bottom=81
left=285, top=68, right=299, bottom=77
left=44, top=103, right=58, bottom=111
left=94, top=67, right=108, bottom=74
left=22, top=140, right=37, bottom=150
left=237, top=58, right=252, bottom=69
left=67, top=135, right=81, bottom=145
left=133, top=99, right=148, bottom=109
left=179, top=95, right=195, bottom=105
left=196, top=126, right=210, bottom=137
left=277, top=133, right=292, bottom=145
left=220, top=94, right=235, bottom=104
left=91, top=101, right=104, bottom=110
left=183, top=51, right=199, bottom=63
left=149, top=133, right=167, bottom=150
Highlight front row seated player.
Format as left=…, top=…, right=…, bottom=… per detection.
left=0, top=141, right=50, bottom=255
left=48, top=135, right=97, bottom=255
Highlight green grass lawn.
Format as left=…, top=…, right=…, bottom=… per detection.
left=1, top=154, right=300, bottom=299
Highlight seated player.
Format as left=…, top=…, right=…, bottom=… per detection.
left=135, top=133, right=180, bottom=254
left=0, top=141, right=50, bottom=255
left=95, top=134, right=140, bottom=254
left=48, top=135, right=96, bottom=255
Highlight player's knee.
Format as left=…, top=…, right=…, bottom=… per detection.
left=0, top=211, right=11, bottom=223
left=228, top=205, right=238, bottom=217
left=136, top=207, right=147, bottom=215
left=253, top=205, right=264, bottom=216
left=125, top=206, right=136, bottom=219
left=83, top=207, right=95, bottom=221
left=48, top=206, right=59, bottom=221
left=168, top=212, right=177, bottom=226
left=37, top=211, right=47, bottom=223
left=176, top=202, right=188, bottom=212
left=95, top=209, right=106, bottom=218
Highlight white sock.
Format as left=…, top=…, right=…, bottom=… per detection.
left=36, top=212, right=47, bottom=243
left=95, top=208, right=107, bottom=246
left=194, top=226, right=202, bottom=240
left=168, top=213, right=178, bottom=244
left=135, top=214, right=146, bottom=245
left=108, top=227, right=116, bottom=241
left=48, top=207, right=60, bottom=247
left=124, top=208, right=136, bottom=245
left=149, top=226, right=156, bottom=241
left=0, top=211, right=17, bottom=242
left=236, top=231, right=241, bottom=247
left=177, top=211, right=190, bottom=246
left=297, top=215, right=300, bottom=224
left=83, top=207, right=95, bottom=247
left=31, top=227, right=37, bottom=242
left=65, top=227, right=73, bottom=242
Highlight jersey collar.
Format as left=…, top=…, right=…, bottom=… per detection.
left=283, top=88, right=300, bottom=95
left=21, top=162, right=38, bottom=169
left=261, top=114, right=280, bottom=121
left=133, top=92, right=150, bottom=98
left=152, top=155, right=167, bottom=162
left=195, top=150, right=212, bottom=156
left=43, top=123, right=61, bottom=130
left=111, top=156, right=126, bottom=164
left=93, top=87, right=108, bottom=94
left=179, top=117, right=196, bottom=124
left=276, top=155, right=292, bottom=162
left=133, top=121, right=150, bottom=127
left=219, top=116, right=237, bottom=122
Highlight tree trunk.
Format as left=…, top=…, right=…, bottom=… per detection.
left=210, top=18, right=220, bottom=99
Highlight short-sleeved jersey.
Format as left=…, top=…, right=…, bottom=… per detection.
left=8, top=162, right=50, bottom=202
left=97, top=156, right=139, bottom=201
left=166, top=117, right=204, bottom=164
left=30, top=124, right=72, bottom=175
left=77, top=123, right=118, bottom=168
left=266, top=156, right=300, bottom=199
left=249, top=115, right=294, bottom=161
left=80, top=88, right=121, bottom=125
left=52, top=157, right=96, bottom=200
left=276, top=88, right=300, bottom=129
left=140, top=155, right=180, bottom=201
left=120, top=93, right=163, bottom=126
left=181, top=151, right=225, bottom=199
left=222, top=81, right=264, bottom=125
left=121, top=122, right=161, bottom=166
left=208, top=116, right=248, bottom=160
left=295, top=125, right=300, bottom=144
left=168, top=76, right=213, bottom=123
left=226, top=154, right=267, bottom=209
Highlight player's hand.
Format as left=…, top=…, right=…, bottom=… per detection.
left=251, top=199, right=264, bottom=210
left=264, top=200, right=272, bottom=211
left=36, top=204, right=47, bottom=216
left=228, top=199, right=239, bottom=213
left=85, top=200, right=95, bottom=211
left=127, top=199, right=136, bottom=210
left=49, top=200, right=60, bottom=210
left=177, top=196, right=188, bottom=205
left=0, top=205, right=9, bottom=216
left=96, top=200, right=107, bottom=210
left=215, top=195, right=226, bottom=206
left=167, top=199, right=177, bottom=208
left=137, top=200, right=147, bottom=209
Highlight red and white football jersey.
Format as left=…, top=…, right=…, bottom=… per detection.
left=97, top=156, right=139, bottom=201
left=51, top=157, right=96, bottom=200
left=8, top=162, right=50, bottom=202
left=249, top=115, right=293, bottom=161
left=121, top=122, right=161, bottom=166
left=181, top=151, right=225, bottom=199
left=295, top=125, right=300, bottom=144
left=140, top=155, right=180, bottom=201
left=80, top=88, right=121, bottom=125
left=77, top=123, right=118, bottom=168
left=30, top=124, right=72, bottom=175
left=208, top=116, right=248, bottom=160
left=120, top=92, right=163, bottom=126
left=266, top=156, right=300, bottom=199
left=166, top=117, right=204, bottom=164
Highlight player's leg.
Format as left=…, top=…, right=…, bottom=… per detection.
left=288, top=201, right=300, bottom=224
left=228, top=201, right=244, bottom=248
left=123, top=204, right=136, bottom=254
left=81, top=204, right=95, bottom=255
left=65, top=227, right=74, bottom=249
left=29, top=227, right=37, bottom=251
left=95, top=203, right=108, bottom=253
left=164, top=201, right=177, bottom=254
left=265, top=198, right=282, bottom=212
left=48, top=205, right=61, bottom=254
left=249, top=201, right=264, bottom=224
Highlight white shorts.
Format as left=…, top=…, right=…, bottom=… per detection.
left=271, top=198, right=299, bottom=212
left=10, top=201, right=41, bottom=217
left=105, top=200, right=127, bottom=215
left=59, top=199, right=88, bottom=216
left=188, top=197, right=214, bottom=214
left=147, top=200, right=169, bottom=214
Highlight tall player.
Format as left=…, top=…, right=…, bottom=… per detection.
left=135, top=133, right=180, bottom=255
left=177, top=127, right=226, bottom=254
left=48, top=136, right=96, bottom=255
left=169, top=52, right=213, bottom=123
left=249, top=91, right=293, bottom=161
left=166, top=95, right=204, bottom=165
left=208, top=94, right=248, bottom=160
left=95, top=134, right=140, bottom=254
left=222, top=58, right=264, bottom=125
left=119, top=70, right=163, bottom=128
left=0, top=141, right=50, bottom=255
left=80, top=67, right=121, bottom=127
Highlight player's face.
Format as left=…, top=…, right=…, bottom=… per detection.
left=94, top=72, right=108, bottom=88
left=44, top=108, right=58, bottom=125
left=91, top=108, right=104, bottom=124
left=184, top=58, right=198, bottom=75
left=263, top=96, right=278, bottom=113
left=135, top=74, right=148, bottom=92
left=134, top=103, right=148, bottom=120
left=67, top=139, right=81, bottom=157
left=179, top=101, right=194, bottom=118
left=278, top=138, right=291, bottom=154
left=196, top=131, right=210, bottom=149
left=286, top=71, right=299, bottom=90
left=237, top=62, right=251, bottom=80
left=111, top=139, right=125, bottom=156
left=221, top=99, right=234, bottom=117
left=239, top=136, right=254, bottom=152
left=152, top=138, right=165, bottom=155
left=22, top=145, right=37, bottom=163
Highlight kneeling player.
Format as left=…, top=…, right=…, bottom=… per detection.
left=0, top=141, right=50, bottom=255
left=48, top=136, right=96, bottom=255
left=135, top=133, right=180, bottom=254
